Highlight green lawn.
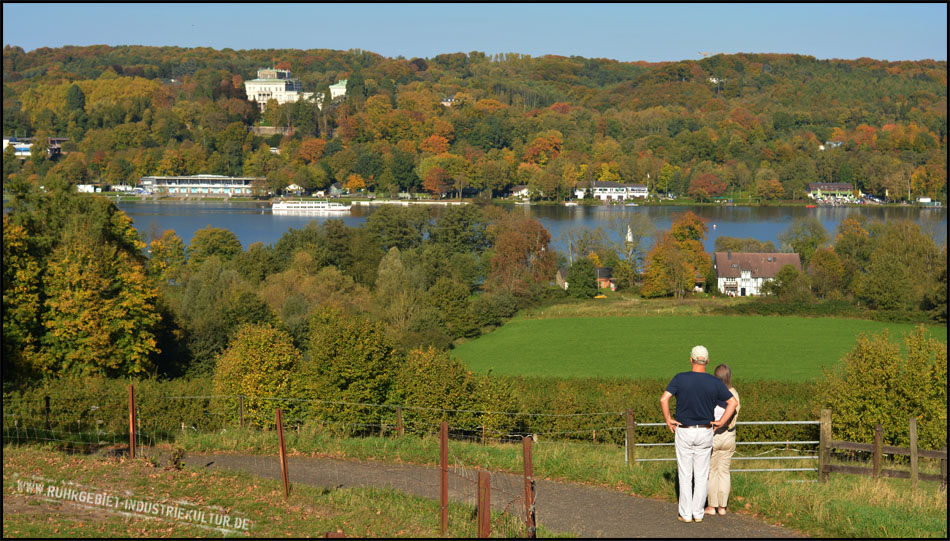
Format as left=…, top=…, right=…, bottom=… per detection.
left=452, top=315, right=946, bottom=382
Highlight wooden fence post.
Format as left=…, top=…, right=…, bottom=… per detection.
left=238, top=395, right=244, bottom=428
left=819, top=409, right=831, bottom=483
left=522, top=436, right=536, bottom=538
left=276, top=408, right=290, bottom=498
left=909, top=417, right=918, bottom=491
left=128, top=384, right=136, bottom=459
left=625, top=409, right=636, bottom=468
left=481, top=425, right=485, bottom=446
left=940, top=446, right=947, bottom=491
left=44, top=396, right=51, bottom=431
left=395, top=407, right=403, bottom=437
left=440, top=421, right=448, bottom=535
left=873, top=424, right=883, bottom=480
left=477, top=470, right=491, bottom=538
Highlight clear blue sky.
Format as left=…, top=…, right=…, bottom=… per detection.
left=3, top=3, right=947, bottom=63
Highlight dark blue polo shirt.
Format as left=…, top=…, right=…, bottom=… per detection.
left=666, top=372, right=734, bottom=426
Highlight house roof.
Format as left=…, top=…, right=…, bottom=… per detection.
left=714, top=252, right=801, bottom=279
left=807, top=182, right=852, bottom=192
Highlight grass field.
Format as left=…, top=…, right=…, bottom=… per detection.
left=452, top=314, right=946, bottom=381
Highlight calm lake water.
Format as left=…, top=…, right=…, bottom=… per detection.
left=117, top=200, right=948, bottom=255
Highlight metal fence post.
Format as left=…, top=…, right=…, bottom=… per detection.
left=625, top=409, right=636, bottom=468
left=873, top=424, right=883, bottom=479
left=909, top=417, right=918, bottom=491
left=818, top=409, right=831, bottom=483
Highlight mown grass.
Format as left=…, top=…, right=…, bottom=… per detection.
left=2, top=444, right=569, bottom=538
left=452, top=312, right=946, bottom=381
left=172, top=428, right=947, bottom=538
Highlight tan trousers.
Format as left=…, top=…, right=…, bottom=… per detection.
left=707, top=428, right=736, bottom=508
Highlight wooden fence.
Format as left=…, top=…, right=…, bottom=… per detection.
left=818, top=409, right=947, bottom=490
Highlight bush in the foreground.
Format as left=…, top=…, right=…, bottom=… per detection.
left=212, top=323, right=301, bottom=428
left=819, top=325, right=947, bottom=449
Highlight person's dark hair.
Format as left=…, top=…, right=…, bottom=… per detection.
left=714, top=363, right=732, bottom=388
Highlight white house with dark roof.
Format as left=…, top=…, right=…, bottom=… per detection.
left=574, top=182, right=648, bottom=201
left=714, top=251, right=801, bottom=296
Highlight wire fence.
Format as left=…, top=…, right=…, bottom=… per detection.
left=4, top=387, right=945, bottom=536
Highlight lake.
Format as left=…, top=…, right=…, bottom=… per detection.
left=116, top=200, right=947, bottom=255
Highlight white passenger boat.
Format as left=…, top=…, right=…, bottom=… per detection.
left=271, top=199, right=351, bottom=213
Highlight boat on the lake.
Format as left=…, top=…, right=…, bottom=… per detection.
left=271, top=199, right=351, bottom=212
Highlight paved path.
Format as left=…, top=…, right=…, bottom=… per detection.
left=181, top=452, right=806, bottom=538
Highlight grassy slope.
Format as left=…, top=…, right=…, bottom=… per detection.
left=453, top=314, right=946, bottom=381
left=2, top=445, right=567, bottom=538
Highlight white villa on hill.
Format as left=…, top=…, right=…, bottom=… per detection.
left=244, top=68, right=314, bottom=112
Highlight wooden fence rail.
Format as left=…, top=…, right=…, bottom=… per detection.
left=819, top=409, right=947, bottom=490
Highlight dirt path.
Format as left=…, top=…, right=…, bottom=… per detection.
left=181, top=452, right=806, bottom=538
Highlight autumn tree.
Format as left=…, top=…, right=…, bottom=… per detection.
left=40, top=221, right=161, bottom=377
left=213, top=323, right=301, bottom=428
left=641, top=211, right=711, bottom=299
left=486, top=216, right=556, bottom=301
left=688, top=172, right=727, bottom=201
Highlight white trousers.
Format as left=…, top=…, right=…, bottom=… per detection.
left=674, top=426, right=714, bottom=520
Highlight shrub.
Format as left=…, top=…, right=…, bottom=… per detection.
left=297, top=307, right=398, bottom=432
left=391, top=347, right=481, bottom=433
left=212, top=323, right=301, bottom=428
left=819, top=326, right=947, bottom=449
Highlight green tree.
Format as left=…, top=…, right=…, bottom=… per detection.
left=820, top=327, right=947, bottom=449
left=187, top=226, right=243, bottom=266
left=364, top=204, right=430, bottom=251
left=212, top=323, right=301, bottom=428
left=565, top=257, right=598, bottom=298
left=761, top=264, right=813, bottom=302
left=778, top=216, right=828, bottom=267
left=391, top=347, right=481, bottom=430
left=2, top=216, right=44, bottom=381
left=807, top=247, right=844, bottom=299
left=298, top=307, right=398, bottom=429
left=426, top=277, right=479, bottom=339
left=40, top=221, right=161, bottom=377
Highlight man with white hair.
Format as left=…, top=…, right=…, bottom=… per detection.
left=659, top=345, right=738, bottom=523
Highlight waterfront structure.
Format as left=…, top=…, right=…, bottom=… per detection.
left=713, top=251, right=801, bottom=297
left=139, top=174, right=264, bottom=196
left=574, top=182, right=649, bottom=201
left=807, top=182, right=854, bottom=199
left=3, top=136, right=67, bottom=159
left=244, top=68, right=314, bottom=112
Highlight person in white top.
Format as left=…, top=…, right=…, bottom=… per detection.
left=706, top=363, right=740, bottom=516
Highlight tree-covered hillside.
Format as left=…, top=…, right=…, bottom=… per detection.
left=3, top=45, right=946, bottom=201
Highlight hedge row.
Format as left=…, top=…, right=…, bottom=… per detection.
left=3, top=374, right=821, bottom=448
